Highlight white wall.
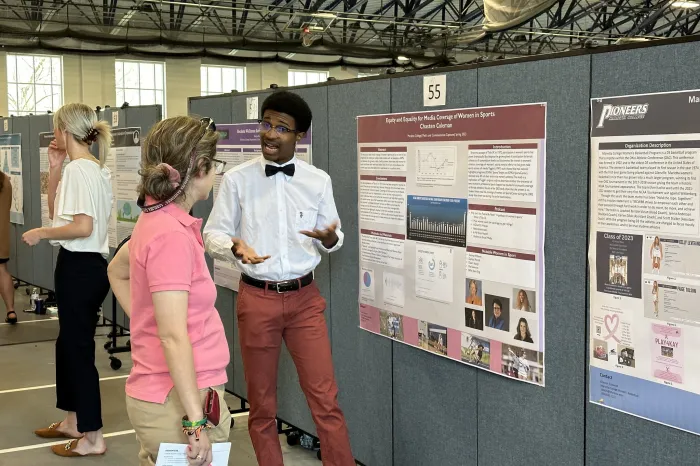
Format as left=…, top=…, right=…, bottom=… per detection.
left=0, top=52, right=364, bottom=118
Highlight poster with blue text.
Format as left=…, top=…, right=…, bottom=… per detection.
left=589, top=89, right=700, bottom=434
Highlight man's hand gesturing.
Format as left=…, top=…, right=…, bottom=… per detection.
left=231, top=238, right=270, bottom=264
left=300, top=222, right=339, bottom=249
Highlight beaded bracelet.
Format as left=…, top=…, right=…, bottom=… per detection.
left=182, top=416, right=208, bottom=428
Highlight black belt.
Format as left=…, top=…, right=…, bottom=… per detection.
left=241, top=273, right=314, bottom=293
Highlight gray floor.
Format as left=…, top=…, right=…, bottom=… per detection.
left=0, top=286, right=320, bottom=465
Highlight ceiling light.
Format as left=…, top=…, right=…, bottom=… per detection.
left=397, top=55, right=409, bottom=61
left=672, top=1, right=699, bottom=7
left=228, top=49, right=239, bottom=56
left=110, top=9, right=136, bottom=35
left=312, top=12, right=337, bottom=19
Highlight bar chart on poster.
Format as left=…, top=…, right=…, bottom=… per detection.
left=357, top=104, right=547, bottom=386
left=589, top=89, right=700, bottom=435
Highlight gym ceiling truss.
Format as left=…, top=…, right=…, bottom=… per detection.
left=0, top=0, right=697, bottom=62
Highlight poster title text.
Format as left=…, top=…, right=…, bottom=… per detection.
left=384, top=111, right=496, bottom=129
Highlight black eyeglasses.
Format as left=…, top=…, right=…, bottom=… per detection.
left=212, top=158, right=226, bottom=175
left=258, top=120, right=296, bottom=135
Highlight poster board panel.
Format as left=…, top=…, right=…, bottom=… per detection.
left=477, top=56, right=588, bottom=466
left=390, top=70, right=480, bottom=466
left=329, top=80, right=393, bottom=466
left=587, top=41, right=700, bottom=465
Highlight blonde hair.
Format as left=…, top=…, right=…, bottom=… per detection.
left=138, top=116, right=219, bottom=202
left=518, top=289, right=531, bottom=311
left=53, top=103, right=112, bottom=167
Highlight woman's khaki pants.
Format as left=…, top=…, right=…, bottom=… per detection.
left=126, top=385, right=231, bottom=466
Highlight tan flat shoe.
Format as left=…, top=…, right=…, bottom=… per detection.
left=51, top=439, right=107, bottom=457
left=34, top=422, right=82, bottom=439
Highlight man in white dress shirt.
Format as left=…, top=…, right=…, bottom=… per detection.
left=203, top=91, right=354, bottom=466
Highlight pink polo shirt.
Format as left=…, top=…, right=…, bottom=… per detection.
left=125, top=200, right=229, bottom=404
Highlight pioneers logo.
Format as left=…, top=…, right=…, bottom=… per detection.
left=596, top=103, right=649, bottom=128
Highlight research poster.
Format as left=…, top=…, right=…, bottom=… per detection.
left=357, top=104, right=547, bottom=386
left=39, top=132, right=70, bottom=228
left=212, top=123, right=312, bottom=291
left=107, top=127, right=142, bottom=248
left=0, top=134, right=23, bottom=224
left=39, top=132, right=53, bottom=228
left=589, top=89, right=700, bottom=434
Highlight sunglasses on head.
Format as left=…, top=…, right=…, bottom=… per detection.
left=199, top=117, right=226, bottom=175
left=200, top=117, right=216, bottom=132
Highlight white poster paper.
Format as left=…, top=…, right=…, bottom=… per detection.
left=357, top=104, right=547, bottom=386
left=589, top=89, right=700, bottom=435
left=0, top=133, right=23, bottom=224
left=39, top=132, right=70, bottom=228
left=155, top=443, right=231, bottom=466
left=109, top=127, right=142, bottom=248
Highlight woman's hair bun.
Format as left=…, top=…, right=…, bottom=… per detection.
left=139, top=163, right=179, bottom=201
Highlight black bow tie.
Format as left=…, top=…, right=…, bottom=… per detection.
left=265, top=163, right=295, bottom=177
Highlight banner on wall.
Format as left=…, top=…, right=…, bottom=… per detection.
left=107, top=127, right=142, bottom=248
left=0, top=134, right=23, bottom=224
left=356, top=104, right=547, bottom=386
left=589, top=89, right=700, bottom=434
left=212, top=123, right=312, bottom=292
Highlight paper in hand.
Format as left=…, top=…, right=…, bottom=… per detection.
left=154, top=442, right=232, bottom=466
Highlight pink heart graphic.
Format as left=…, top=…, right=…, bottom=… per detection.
left=604, top=314, right=621, bottom=343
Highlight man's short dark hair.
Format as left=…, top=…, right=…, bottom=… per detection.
left=493, top=298, right=502, bottom=309
left=261, top=91, right=313, bottom=133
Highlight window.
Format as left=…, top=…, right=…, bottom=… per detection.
left=7, top=54, right=63, bottom=116
left=115, top=60, right=165, bottom=113
left=201, top=65, right=246, bottom=95
left=288, top=70, right=328, bottom=86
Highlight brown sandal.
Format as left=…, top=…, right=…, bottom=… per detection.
left=34, top=422, right=82, bottom=439
left=51, top=439, right=107, bottom=457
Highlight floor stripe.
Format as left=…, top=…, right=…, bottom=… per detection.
left=0, top=430, right=136, bottom=455
left=0, top=317, right=58, bottom=326
left=0, top=375, right=128, bottom=394
left=0, top=416, right=249, bottom=455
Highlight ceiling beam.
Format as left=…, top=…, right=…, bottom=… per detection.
left=243, top=0, right=295, bottom=37
left=236, top=0, right=251, bottom=34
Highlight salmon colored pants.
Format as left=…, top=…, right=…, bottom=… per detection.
left=236, top=280, right=354, bottom=466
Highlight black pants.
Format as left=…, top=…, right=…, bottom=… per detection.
left=54, top=247, right=110, bottom=433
